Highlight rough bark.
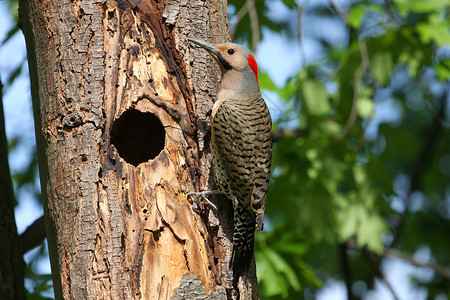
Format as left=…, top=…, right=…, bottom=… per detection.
left=0, top=81, right=26, bottom=299
left=19, top=0, right=258, bottom=299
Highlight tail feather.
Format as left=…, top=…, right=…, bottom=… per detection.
left=230, top=205, right=255, bottom=287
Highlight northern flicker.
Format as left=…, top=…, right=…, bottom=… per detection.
left=188, top=38, right=272, bottom=285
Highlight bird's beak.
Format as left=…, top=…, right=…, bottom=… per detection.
left=188, top=38, right=220, bottom=56
left=188, top=38, right=232, bottom=71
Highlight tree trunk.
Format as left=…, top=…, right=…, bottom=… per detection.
left=0, top=81, right=26, bottom=300
left=19, top=0, right=258, bottom=299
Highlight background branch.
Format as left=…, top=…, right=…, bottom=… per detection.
left=384, top=0, right=400, bottom=26
left=328, top=0, right=348, bottom=22
left=328, top=2, right=373, bottom=143
left=19, top=215, right=46, bottom=255
left=340, top=243, right=355, bottom=300
left=385, top=248, right=450, bottom=280
left=0, top=78, right=26, bottom=299
left=390, top=84, right=449, bottom=247
left=247, top=0, right=260, bottom=52
left=230, top=4, right=249, bottom=39
left=271, top=128, right=309, bottom=142
left=297, top=1, right=308, bottom=66
left=362, top=247, right=400, bottom=300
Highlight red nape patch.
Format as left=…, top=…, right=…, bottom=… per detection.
left=247, top=54, right=259, bottom=84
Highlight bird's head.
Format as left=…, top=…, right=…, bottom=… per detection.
left=188, top=38, right=260, bottom=98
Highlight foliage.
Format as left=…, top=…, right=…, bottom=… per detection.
left=229, top=0, right=450, bottom=299
left=24, top=243, right=53, bottom=300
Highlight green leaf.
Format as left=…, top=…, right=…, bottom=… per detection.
left=1, top=26, right=19, bottom=46
left=394, top=0, right=447, bottom=15
left=357, top=97, right=374, bottom=118
left=8, top=0, right=19, bottom=21
left=371, top=51, right=393, bottom=85
left=278, top=75, right=298, bottom=101
left=274, top=241, right=309, bottom=255
left=417, top=17, right=450, bottom=47
left=353, top=165, right=367, bottom=185
left=339, top=199, right=362, bottom=241
left=338, top=201, right=386, bottom=253
left=302, top=79, right=330, bottom=116
left=347, top=3, right=383, bottom=29
left=259, top=70, right=278, bottom=91
left=348, top=6, right=365, bottom=29
left=282, top=0, right=297, bottom=9
left=257, top=250, right=288, bottom=297
left=265, top=248, right=302, bottom=292
left=436, top=60, right=450, bottom=81
left=297, top=260, right=322, bottom=288
left=399, top=50, right=424, bottom=77
left=4, top=56, right=28, bottom=91
left=320, top=120, right=342, bottom=136
left=6, top=63, right=23, bottom=87
left=356, top=213, right=386, bottom=254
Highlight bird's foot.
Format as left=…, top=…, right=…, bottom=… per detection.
left=187, top=190, right=220, bottom=212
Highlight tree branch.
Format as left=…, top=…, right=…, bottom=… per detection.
left=385, top=248, right=450, bottom=280
left=19, top=215, right=46, bottom=254
left=328, top=2, right=373, bottom=142
left=349, top=241, right=450, bottom=297
left=271, top=128, right=309, bottom=142
left=297, top=2, right=308, bottom=66
left=383, top=0, right=400, bottom=26
left=230, top=4, right=249, bottom=39
left=229, top=0, right=260, bottom=52
left=335, top=39, right=371, bottom=142
left=340, top=243, right=354, bottom=300
left=361, top=246, right=400, bottom=300
left=246, top=0, right=260, bottom=53
left=328, top=0, right=348, bottom=22
left=390, top=83, right=449, bottom=247
left=335, top=60, right=362, bottom=142
left=0, top=78, right=26, bottom=299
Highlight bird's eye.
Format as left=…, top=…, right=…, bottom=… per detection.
left=227, top=48, right=235, bottom=55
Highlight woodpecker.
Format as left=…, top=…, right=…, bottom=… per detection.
left=188, top=38, right=272, bottom=286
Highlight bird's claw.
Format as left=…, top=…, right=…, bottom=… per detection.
left=187, top=190, right=219, bottom=211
